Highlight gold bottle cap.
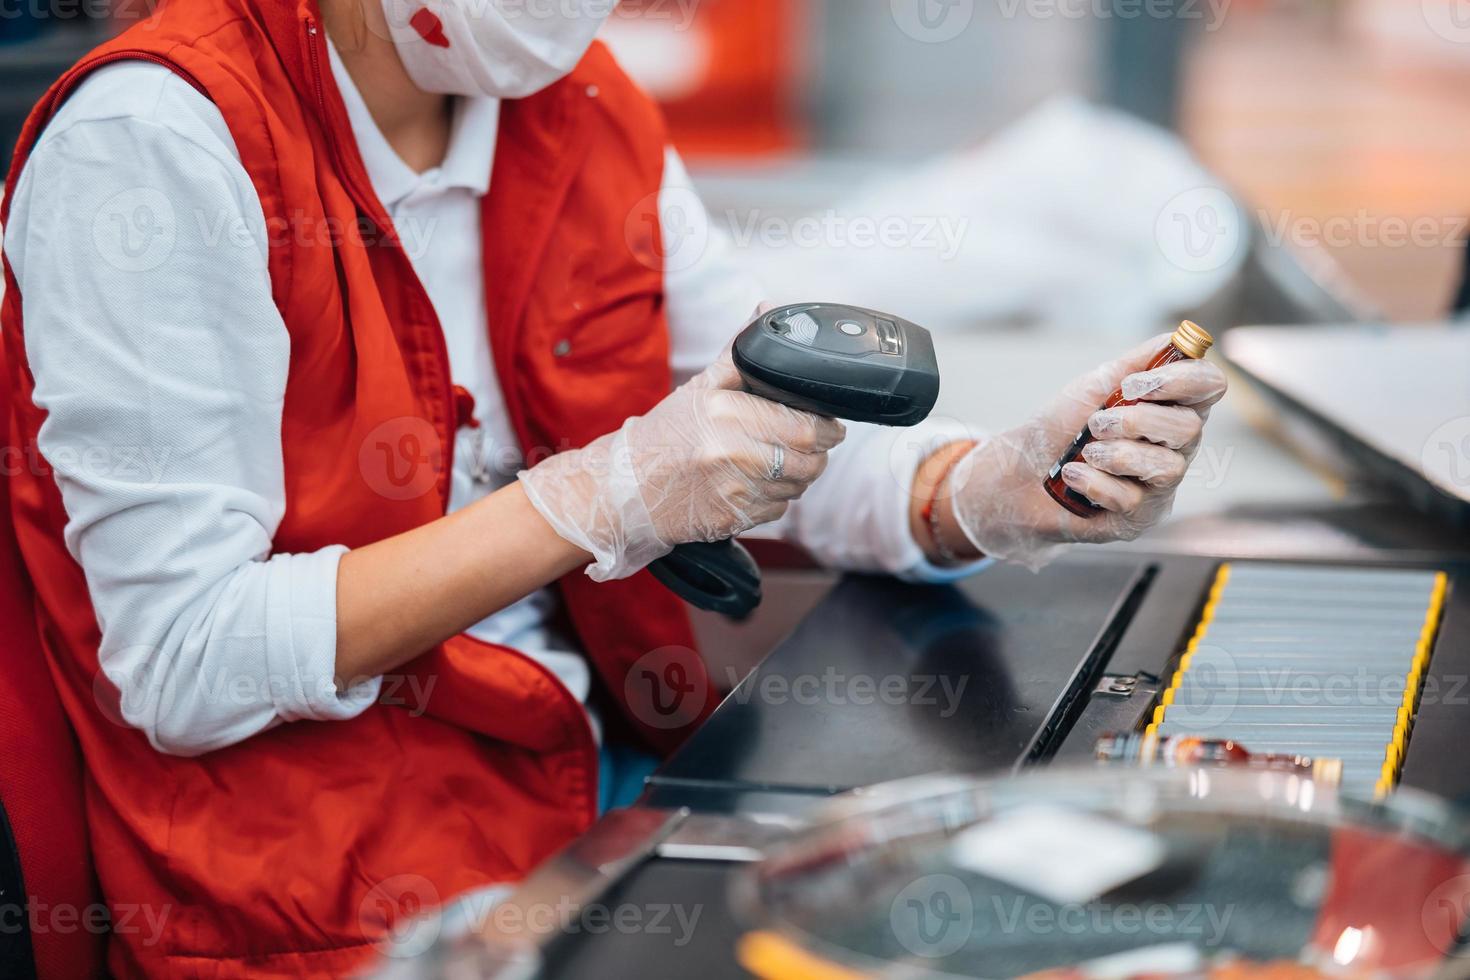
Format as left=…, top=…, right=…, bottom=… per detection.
left=1171, top=320, right=1215, bottom=360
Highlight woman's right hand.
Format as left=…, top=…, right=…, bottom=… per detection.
left=518, top=347, right=847, bottom=582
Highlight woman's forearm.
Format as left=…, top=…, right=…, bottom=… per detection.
left=334, top=482, right=590, bottom=683
left=339, top=438, right=984, bottom=687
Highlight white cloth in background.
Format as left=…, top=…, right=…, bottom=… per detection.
left=739, top=97, right=1249, bottom=335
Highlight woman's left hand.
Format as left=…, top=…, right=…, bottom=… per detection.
left=944, top=335, right=1229, bottom=569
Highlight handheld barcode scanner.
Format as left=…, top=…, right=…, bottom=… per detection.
left=648, top=303, right=942, bottom=619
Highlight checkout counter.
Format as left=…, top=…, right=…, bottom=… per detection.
left=372, top=309, right=1470, bottom=978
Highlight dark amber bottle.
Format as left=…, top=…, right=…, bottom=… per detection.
left=1043, top=320, right=1215, bottom=518
left=1095, top=732, right=1343, bottom=786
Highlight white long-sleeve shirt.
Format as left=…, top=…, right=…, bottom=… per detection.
left=3, top=48, right=982, bottom=756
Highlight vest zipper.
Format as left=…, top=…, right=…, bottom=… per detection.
left=304, top=18, right=458, bottom=510
left=306, top=21, right=327, bottom=114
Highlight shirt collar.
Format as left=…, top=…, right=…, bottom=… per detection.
left=327, top=41, right=498, bottom=208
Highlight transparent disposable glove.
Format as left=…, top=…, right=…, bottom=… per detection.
left=518, top=348, right=846, bottom=582
left=951, top=334, right=1229, bottom=570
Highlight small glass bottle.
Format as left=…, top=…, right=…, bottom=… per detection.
left=1044, top=320, right=1215, bottom=518
left=1095, top=732, right=1343, bottom=786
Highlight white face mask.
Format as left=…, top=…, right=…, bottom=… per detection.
left=380, top=0, right=618, bottom=98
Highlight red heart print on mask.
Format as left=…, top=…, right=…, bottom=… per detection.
left=409, top=7, right=451, bottom=48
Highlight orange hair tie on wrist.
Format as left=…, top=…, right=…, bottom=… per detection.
left=922, top=440, right=978, bottom=564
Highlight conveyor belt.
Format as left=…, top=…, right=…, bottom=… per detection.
left=1147, top=563, right=1449, bottom=799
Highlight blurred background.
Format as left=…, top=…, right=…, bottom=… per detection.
left=607, top=0, right=1470, bottom=325
left=2, top=0, right=1468, bottom=539
left=6, top=0, right=1470, bottom=319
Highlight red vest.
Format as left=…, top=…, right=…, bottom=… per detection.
left=0, top=0, right=716, bottom=974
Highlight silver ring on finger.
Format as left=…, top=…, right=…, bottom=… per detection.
left=768, top=444, right=785, bottom=481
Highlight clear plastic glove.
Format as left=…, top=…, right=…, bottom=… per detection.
left=951, top=334, right=1228, bottom=570
left=518, top=348, right=846, bottom=582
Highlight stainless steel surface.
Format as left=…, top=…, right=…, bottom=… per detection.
left=655, top=812, right=803, bottom=864
left=1225, top=323, right=1470, bottom=514
left=449, top=807, right=691, bottom=979
left=379, top=809, right=809, bottom=977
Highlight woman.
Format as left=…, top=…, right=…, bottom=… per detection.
left=0, top=0, right=1226, bottom=974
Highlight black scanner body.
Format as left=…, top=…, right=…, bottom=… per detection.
left=648, top=303, right=942, bottom=618
left=733, top=304, right=941, bottom=426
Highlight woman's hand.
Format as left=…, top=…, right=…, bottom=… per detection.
left=519, top=346, right=846, bottom=582
left=946, top=334, right=1229, bottom=569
